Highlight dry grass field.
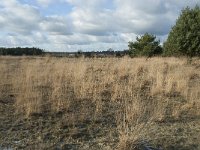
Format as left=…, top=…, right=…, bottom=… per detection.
left=0, top=56, right=200, bottom=149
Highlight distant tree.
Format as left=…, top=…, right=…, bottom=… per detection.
left=107, top=48, right=114, bottom=52
left=75, top=50, right=83, bottom=58
left=128, top=33, right=162, bottom=57
left=0, top=47, right=44, bottom=56
left=115, top=51, right=124, bottom=57
left=163, top=6, right=200, bottom=57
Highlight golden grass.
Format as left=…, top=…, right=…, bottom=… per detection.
left=0, top=56, right=200, bottom=149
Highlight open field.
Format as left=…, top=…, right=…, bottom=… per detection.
left=0, top=56, right=200, bottom=150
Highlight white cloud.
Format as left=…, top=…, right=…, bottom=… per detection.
left=0, top=0, right=200, bottom=51
left=69, top=0, right=182, bottom=37
left=39, top=16, right=73, bottom=35
left=0, top=0, right=42, bottom=35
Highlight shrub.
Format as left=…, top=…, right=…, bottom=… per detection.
left=128, top=33, right=162, bottom=57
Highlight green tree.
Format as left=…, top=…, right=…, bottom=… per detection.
left=164, top=6, right=200, bottom=57
left=128, top=33, right=162, bottom=57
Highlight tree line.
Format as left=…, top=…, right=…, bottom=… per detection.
left=0, top=47, right=44, bottom=56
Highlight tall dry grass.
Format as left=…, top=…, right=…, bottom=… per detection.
left=0, top=56, right=200, bottom=148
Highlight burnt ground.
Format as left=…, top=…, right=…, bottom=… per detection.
left=0, top=95, right=119, bottom=150
left=0, top=95, right=200, bottom=150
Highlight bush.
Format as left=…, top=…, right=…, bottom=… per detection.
left=164, top=6, right=200, bottom=57
left=128, top=33, right=162, bottom=57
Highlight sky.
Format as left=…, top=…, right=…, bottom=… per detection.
left=0, top=0, right=199, bottom=52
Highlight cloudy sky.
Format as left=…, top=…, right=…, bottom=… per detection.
left=0, top=0, right=199, bottom=52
